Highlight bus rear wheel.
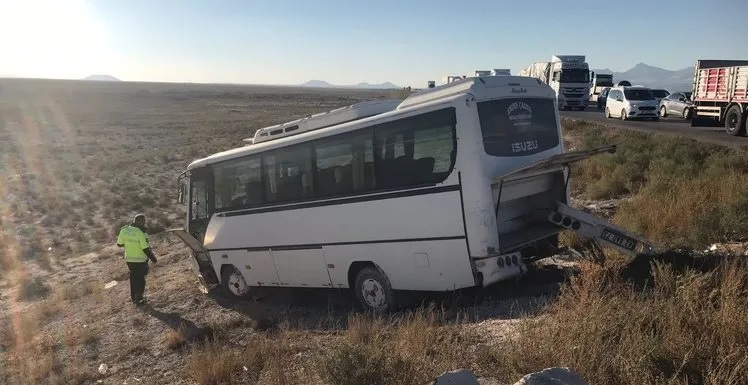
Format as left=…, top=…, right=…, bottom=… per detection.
left=354, top=266, right=395, bottom=314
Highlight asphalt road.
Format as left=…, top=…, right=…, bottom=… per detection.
left=560, top=108, right=748, bottom=148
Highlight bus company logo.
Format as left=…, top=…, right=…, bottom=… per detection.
left=506, top=101, right=532, bottom=124
left=511, top=140, right=539, bottom=153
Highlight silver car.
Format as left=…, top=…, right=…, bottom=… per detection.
left=658, top=91, right=693, bottom=119
left=651, top=89, right=670, bottom=105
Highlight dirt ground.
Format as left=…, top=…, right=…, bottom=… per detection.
left=0, top=79, right=572, bottom=384
left=1, top=232, right=572, bottom=385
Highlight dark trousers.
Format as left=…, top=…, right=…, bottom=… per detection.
left=127, top=262, right=149, bottom=302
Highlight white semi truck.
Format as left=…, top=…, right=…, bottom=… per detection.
left=473, top=69, right=512, bottom=77
left=520, top=55, right=591, bottom=110
left=491, top=69, right=511, bottom=76
left=446, top=69, right=511, bottom=84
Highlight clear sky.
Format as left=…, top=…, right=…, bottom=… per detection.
left=1, top=0, right=746, bottom=86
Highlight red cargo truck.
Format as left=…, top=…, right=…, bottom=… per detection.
left=690, top=60, right=748, bottom=136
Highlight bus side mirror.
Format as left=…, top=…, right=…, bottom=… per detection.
left=178, top=183, right=186, bottom=204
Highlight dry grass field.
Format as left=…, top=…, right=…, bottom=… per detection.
left=1, top=78, right=748, bottom=385
left=0, top=78, right=403, bottom=268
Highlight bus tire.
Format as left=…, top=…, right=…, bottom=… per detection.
left=354, top=266, right=395, bottom=314
left=221, top=265, right=251, bottom=299
left=725, top=105, right=745, bottom=136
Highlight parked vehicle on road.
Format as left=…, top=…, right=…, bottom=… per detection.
left=589, top=72, right=614, bottom=103
left=597, top=87, right=611, bottom=110
left=659, top=91, right=693, bottom=119
left=519, top=55, right=591, bottom=111
left=604, top=86, right=659, bottom=121
left=616, top=80, right=632, bottom=87
left=690, top=60, right=748, bottom=136
left=651, top=89, right=670, bottom=105
left=490, top=68, right=511, bottom=76
left=446, top=75, right=467, bottom=84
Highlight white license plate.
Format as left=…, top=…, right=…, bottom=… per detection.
left=600, top=229, right=637, bottom=251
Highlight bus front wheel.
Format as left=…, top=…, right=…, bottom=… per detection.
left=221, top=265, right=251, bottom=299
left=354, top=266, right=395, bottom=314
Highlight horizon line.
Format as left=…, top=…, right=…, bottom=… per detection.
left=0, top=76, right=407, bottom=89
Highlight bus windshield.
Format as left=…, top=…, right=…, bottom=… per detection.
left=477, top=98, right=560, bottom=157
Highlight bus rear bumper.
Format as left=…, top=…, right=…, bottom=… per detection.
left=473, top=252, right=527, bottom=287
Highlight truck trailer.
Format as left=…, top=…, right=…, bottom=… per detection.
left=519, top=55, right=591, bottom=110
left=690, top=59, right=748, bottom=136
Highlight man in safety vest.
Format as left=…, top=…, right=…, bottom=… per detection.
left=116, top=214, right=158, bottom=306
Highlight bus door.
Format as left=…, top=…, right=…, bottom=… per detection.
left=168, top=228, right=219, bottom=290
left=170, top=167, right=219, bottom=290
left=188, top=166, right=214, bottom=242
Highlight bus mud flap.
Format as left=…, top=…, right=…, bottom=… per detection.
left=547, top=202, right=657, bottom=257
left=167, top=228, right=220, bottom=290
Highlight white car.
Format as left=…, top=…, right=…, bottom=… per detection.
left=604, top=86, right=660, bottom=121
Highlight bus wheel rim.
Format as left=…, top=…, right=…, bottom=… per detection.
left=361, top=278, right=386, bottom=308
left=228, top=271, right=248, bottom=295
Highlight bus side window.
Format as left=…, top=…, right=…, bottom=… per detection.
left=375, top=109, right=455, bottom=188
left=213, top=156, right=262, bottom=211
left=263, top=145, right=313, bottom=202
left=315, top=132, right=374, bottom=196
left=352, top=137, right=375, bottom=191
left=413, top=124, right=453, bottom=179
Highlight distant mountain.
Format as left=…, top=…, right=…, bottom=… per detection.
left=301, top=79, right=335, bottom=88
left=84, top=75, right=121, bottom=81
left=301, top=80, right=400, bottom=89
left=354, top=82, right=400, bottom=89
left=592, top=63, right=694, bottom=92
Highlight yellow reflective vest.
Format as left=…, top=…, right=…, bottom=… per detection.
left=117, top=225, right=149, bottom=263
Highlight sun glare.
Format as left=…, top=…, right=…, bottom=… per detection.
left=0, top=0, right=110, bottom=79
